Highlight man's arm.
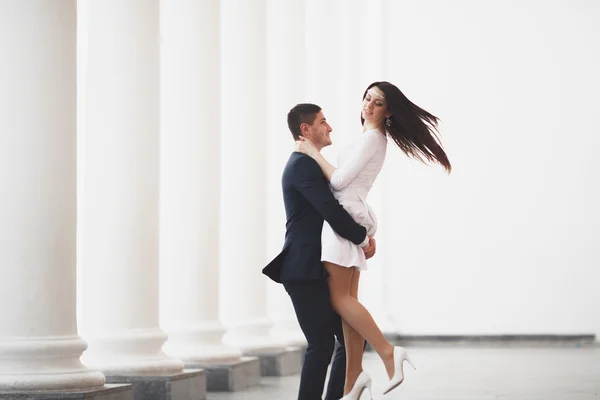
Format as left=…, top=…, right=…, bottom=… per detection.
left=292, top=156, right=369, bottom=247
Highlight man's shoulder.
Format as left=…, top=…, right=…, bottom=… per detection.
left=286, top=152, right=319, bottom=175
left=287, top=151, right=310, bottom=164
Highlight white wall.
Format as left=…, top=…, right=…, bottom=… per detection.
left=379, top=0, right=600, bottom=335
left=264, top=0, right=600, bottom=337
left=69, top=0, right=599, bottom=339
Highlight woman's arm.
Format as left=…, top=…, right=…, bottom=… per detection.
left=295, top=131, right=383, bottom=190
left=291, top=156, right=369, bottom=247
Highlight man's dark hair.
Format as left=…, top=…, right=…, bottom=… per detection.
left=287, top=103, right=321, bottom=140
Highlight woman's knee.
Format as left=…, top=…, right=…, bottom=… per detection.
left=329, top=292, right=351, bottom=313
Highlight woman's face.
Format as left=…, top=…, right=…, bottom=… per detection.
left=361, top=86, right=389, bottom=126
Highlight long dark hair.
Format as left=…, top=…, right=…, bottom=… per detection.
left=362, top=81, right=451, bottom=173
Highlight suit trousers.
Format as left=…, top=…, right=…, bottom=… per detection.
left=284, top=279, right=346, bottom=400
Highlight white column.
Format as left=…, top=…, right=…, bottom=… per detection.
left=219, top=0, right=286, bottom=352
left=0, top=1, right=105, bottom=390
left=332, top=0, right=363, bottom=150
left=265, top=0, right=307, bottom=347
left=78, top=0, right=183, bottom=374
left=159, top=0, right=242, bottom=363
left=357, top=0, right=395, bottom=334
left=305, top=0, right=337, bottom=113
left=304, top=0, right=340, bottom=164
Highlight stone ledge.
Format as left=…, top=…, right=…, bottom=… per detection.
left=0, top=383, right=133, bottom=400
left=387, top=334, right=597, bottom=347
left=246, top=347, right=303, bottom=377
left=184, top=357, right=260, bottom=392
left=105, top=369, right=205, bottom=400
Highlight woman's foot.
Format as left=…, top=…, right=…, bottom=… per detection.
left=380, top=343, right=396, bottom=379
left=341, top=371, right=372, bottom=400
left=383, top=346, right=416, bottom=395
left=344, top=369, right=363, bottom=395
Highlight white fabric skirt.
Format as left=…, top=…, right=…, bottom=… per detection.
left=321, top=197, right=378, bottom=271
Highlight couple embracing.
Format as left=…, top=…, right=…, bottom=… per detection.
left=263, top=81, right=451, bottom=400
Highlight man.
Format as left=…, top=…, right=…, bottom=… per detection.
left=263, top=103, right=375, bottom=400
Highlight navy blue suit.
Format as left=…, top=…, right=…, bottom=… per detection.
left=263, top=152, right=367, bottom=400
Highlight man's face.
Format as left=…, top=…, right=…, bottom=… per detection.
left=301, top=111, right=333, bottom=150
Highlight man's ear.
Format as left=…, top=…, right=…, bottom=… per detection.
left=299, top=122, right=310, bottom=138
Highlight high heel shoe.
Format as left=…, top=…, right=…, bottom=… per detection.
left=383, top=346, right=415, bottom=395
left=341, top=371, right=373, bottom=400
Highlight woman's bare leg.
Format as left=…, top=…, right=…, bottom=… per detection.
left=342, top=269, right=366, bottom=394
left=325, top=261, right=396, bottom=379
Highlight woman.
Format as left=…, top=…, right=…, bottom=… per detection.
left=295, top=81, right=451, bottom=399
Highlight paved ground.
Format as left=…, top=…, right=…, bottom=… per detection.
left=208, top=345, right=600, bottom=399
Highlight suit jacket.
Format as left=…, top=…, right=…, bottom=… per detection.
left=262, top=152, right=367, bottom=284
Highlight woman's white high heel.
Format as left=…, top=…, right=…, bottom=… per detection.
left=383, top=346, right=416, bottom=395
left=341, top=371, right=373, bottom=400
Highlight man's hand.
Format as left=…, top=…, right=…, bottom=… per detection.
left=363, top=236, right=376, bottom=259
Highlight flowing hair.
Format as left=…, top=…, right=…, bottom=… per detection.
left=362, top=81, right=451, bottom=173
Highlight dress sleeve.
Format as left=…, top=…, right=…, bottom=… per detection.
left=329, top=131, right=383, bottom=191
left=292, top=156, right=368, bottom=246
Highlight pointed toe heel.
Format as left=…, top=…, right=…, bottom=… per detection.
left=383, top=346, right=415, bottom=395
left=341, top=371, right=373, bottom=400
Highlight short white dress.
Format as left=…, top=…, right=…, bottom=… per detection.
left=321, top=129, right=388, bottom=271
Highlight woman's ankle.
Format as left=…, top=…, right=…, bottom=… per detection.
left=378, top=343, right=396, bottom=379
left=375, top=342, right=394, bottom=361
left=345, top=368, right=363, bottom=388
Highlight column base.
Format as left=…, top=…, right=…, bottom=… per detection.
left=269, top=325, right=307, bottom=348
left=0, top=384, right=133, bottom=400
left=81, top=329, right=185, bottom=375
left=162, top=323, right=243, bottom=365
left=105, top=369, right=205, bottom=400
left=245, top=347, right=303, bottom=376
left=163, top=343, right=242, bottom=365
left=185, top=357, right=260, bottom=392
left=222, top=319, right=289, bottom=354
